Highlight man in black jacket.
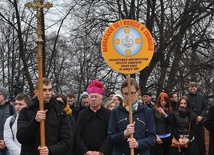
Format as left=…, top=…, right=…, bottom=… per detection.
left=75, top=80, right=112, bottom=155
left=186, top=81, right=207, bottom=155
left=17, top=78, right=73, bottom=155
left=66, top=92, right=77, bottom=116
left=169, top=91, right=178, bottom=111
left=142, top=92, right=155, bottom=109
left=73, top=91, right=89, bottom=121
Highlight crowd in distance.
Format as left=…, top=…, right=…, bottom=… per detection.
left=0, top=78, right=213, bottom=155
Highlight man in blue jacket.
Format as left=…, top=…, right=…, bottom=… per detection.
left=108, top=78, right=156, bottom=155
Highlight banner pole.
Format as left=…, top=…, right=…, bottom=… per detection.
left=127, top=74, right=134, bottom=155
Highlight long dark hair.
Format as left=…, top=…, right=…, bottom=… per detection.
left=176, top=96, right=194, bottom=121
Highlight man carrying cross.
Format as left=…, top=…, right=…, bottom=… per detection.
left=17, top=0, right=73, bottom=154
left=17, top=78, right=73, bottom=155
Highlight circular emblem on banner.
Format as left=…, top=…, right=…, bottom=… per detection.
left=113, top=26, right=142, bottom=56
left=101, top=19, right=154, bottom=74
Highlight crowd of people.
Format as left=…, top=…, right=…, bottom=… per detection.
left=0, top=78, right=213, bottom=155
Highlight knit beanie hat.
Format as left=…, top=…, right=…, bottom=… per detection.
left=0, top=86, right=8, bottom=100
left=113, top=94, right=124, bottom=102
left=80, top=91, right=89, bottom=99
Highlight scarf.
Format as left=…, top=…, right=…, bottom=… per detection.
left=178, top=106, right=189, bottom=118
left=123, top=102, right=138, bottom=112
left=64, top=103, right=72, bottom=115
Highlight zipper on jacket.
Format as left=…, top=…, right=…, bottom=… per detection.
left=136, top=117, right=146, bottom=126
left=117, top=118, right=128, bottom=124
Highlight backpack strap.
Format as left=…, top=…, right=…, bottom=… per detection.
left=6, top=102, right=15, bottom=116
left=9, top=104, right=14, bottom=115
left=10, top=113, right=17, bottom=141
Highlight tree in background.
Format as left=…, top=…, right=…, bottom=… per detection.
left=0, top=0, right=213, bottom=104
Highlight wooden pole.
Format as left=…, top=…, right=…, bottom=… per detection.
left=37, top=38, right=45, bottom=147
left=127, top=74, right=134, bottom=155
left=25, top=0, right=52, bottom=147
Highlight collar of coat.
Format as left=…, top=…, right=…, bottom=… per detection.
left=118, top=101, right=147, bottom=113
left=84, top=106, right=111, bottom=121
left=26, top=97, right=66, bottom=116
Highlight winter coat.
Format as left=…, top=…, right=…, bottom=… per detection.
left=152, top=108, right=171, bottom=135
left=108, top=102, right=156, bottom=155
left=4, top=114, right=20, bottom=155
left=171, top=110, right=196, bottom=141
left=186, top=92, right=207, bottom=118
left=0, top=101, right=15, bottom=139
left=75, top=106, right=112, bottom=155
left=17, top=97, right=73, bottom=155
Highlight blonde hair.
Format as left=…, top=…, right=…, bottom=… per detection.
left=105, top=100, right=115, bottom=109
left=137, top=95, right=143, bottom=101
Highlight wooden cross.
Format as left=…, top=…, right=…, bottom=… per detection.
left=25, top=0, right=52, bottom=147
left=25, top=1, right=52, bottom=41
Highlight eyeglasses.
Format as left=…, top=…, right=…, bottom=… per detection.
left=122, top=91, right=137, bottom=96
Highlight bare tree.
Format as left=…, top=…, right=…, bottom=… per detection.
left=67, top=0, right=214, bottom=101
left=0, top=0, right=213, bottom=103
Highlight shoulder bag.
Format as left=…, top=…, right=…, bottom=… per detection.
left=171, top=122, right=191, bottom=152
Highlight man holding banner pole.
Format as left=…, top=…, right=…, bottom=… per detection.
left=101, top=18, right=156, bottom=155
left=108, top=78, right=156, bottom=155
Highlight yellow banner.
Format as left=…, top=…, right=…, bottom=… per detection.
left=102, top=19, right=154, bottom=74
